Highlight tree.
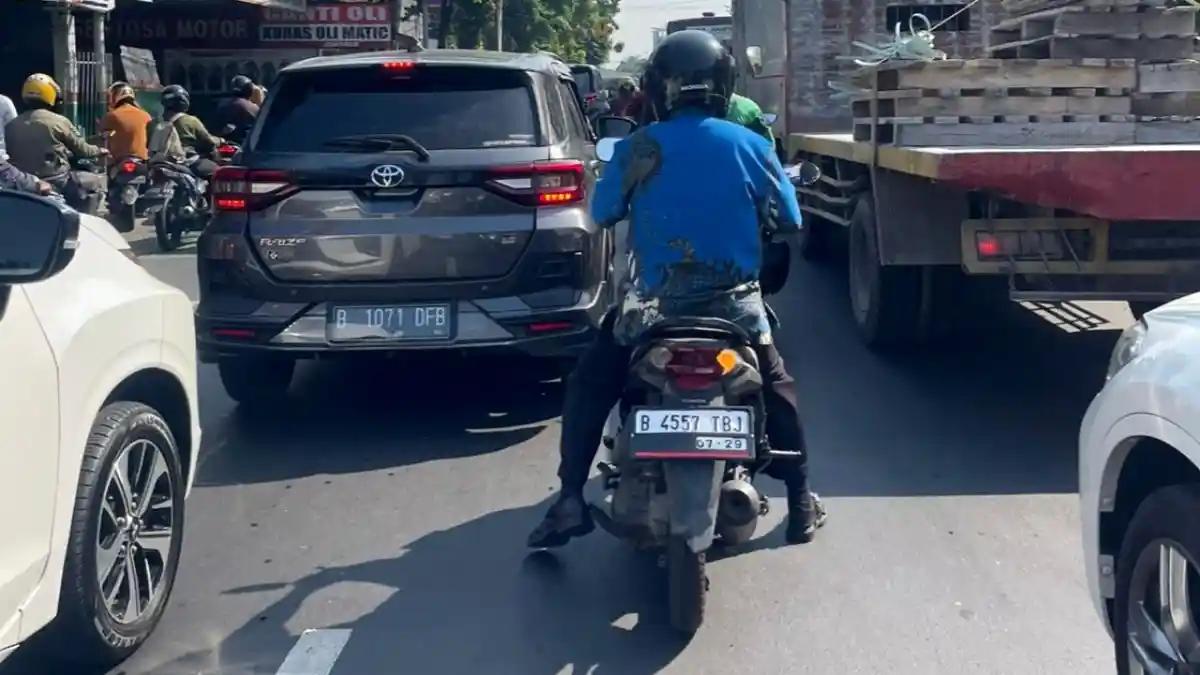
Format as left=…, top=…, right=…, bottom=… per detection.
left=438, top=0, right=622, bottom=64
left=616, top=55, right=646, bottom=74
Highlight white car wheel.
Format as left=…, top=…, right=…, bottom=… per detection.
left=51, top=402, right=185, bottom=668
left=1114, top=483, right=1200, bottom=675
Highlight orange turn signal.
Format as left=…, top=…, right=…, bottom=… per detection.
left=716, top=349, right=740, bottom=375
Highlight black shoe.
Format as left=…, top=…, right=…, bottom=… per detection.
left=785, top=491, right=827, bottom=544
left=526, top=492, right=595, bottom=549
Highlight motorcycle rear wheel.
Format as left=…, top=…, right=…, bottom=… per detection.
left=666, top=534, right=707, bottom=636
left=154, top=206, right=182, bottom=252
left=109, top=205, right=135, bottom=233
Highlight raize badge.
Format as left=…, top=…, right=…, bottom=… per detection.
left=257, top=237, right=307, bottom=263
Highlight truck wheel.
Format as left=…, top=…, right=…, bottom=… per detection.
left=665, top=535, right=707, bottom=636
left=218, top=356, right=294, bottom=407
left=1113, top=484, right=1200, bottom=675
left=848, top=194, right=922, bottom=349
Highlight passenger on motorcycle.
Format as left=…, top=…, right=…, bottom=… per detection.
left=216, top=75, right=260, bottom=145
left=101, top=82, right=152, bottom=166
left=5, top=73, right=107, bottom=208
left=527, top=29, right=827, bottom=550
left=151, top=85, right=222, bottom=181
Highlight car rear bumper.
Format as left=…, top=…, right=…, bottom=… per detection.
left=196, top=293, right=605, bottom=363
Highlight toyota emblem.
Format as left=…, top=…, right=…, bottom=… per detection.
left=370, top=164, right=405, bottom=188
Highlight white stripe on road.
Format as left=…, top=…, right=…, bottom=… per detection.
left=276, top=629, right=352, bottom=675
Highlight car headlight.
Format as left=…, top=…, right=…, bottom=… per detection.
left=1106, top=320, right=1147, bottom=381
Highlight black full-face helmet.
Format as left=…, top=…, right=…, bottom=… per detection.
left=644, top=29, right=734, bottom=121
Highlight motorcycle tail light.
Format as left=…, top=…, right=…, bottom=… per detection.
left=218, top=145, right=237, bottom=157
left=120, top=161, right=138, bottom=173
left=665, top=347, right=734, bottom=390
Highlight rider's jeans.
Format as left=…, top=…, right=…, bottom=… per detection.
left=556, top=311, right=811, bottom=494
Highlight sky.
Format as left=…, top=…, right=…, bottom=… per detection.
left=609, top=0, right=729, bottom=63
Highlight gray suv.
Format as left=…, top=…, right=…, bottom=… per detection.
left=196, top=49, right=613, bottom=403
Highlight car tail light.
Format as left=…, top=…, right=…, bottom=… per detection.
left=664, top=347, right=740, bottom=390
left=120, top=161, right=138, bottom=173
left=212, top=167, right=294, bottom=212
left=487, top=161, right=585, bottom=207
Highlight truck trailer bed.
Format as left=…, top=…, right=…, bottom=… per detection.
left=793, top=132, right=1200, bottom=221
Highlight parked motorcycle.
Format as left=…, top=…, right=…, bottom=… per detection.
left=145, top=153, right=210, bottom=252
left=590, top=119, right=821, bottom=635
left=106, top=156, right=148, bottom=233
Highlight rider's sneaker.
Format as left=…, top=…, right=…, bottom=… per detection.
left=785, top=491, right=827, bottom=544
left=526, top=491, right=595, bottom=549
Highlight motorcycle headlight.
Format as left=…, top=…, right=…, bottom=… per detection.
left=1106, top=320, right=1147, bottom=381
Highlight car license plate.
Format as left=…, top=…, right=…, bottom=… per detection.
left=629, top=408, right=754, bottom=460
left=326, top=303, right=452, bottom=343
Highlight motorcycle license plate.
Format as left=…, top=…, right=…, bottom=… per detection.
left=121, top=185, right=140, bottom=205
left=627, top=407, right=754, bottom=460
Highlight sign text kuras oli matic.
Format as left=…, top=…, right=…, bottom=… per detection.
left=260, top=3, right=391, bottom=43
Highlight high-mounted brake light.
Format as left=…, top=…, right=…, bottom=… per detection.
left=487, top=161, right=585, bottom=207
left=211, top=166, right=294, bottom=212
left=381, top=61, right=417, bottom=70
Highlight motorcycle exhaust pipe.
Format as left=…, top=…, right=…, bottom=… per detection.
left=714, top=478, right=761, bottom=546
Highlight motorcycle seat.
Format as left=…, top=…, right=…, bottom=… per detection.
left=635, top=316, right=753, bottom=345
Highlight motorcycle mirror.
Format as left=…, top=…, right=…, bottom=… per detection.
left=762, top=113, right=777, bottom=125
left=746, top=46, right=765, bottom=76
left=784, top=161, right=821, bottom=187
left=597, top=137, right=619, bottom=163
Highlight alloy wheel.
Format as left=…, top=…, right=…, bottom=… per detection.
left=1127, top=540, right=1200, bottom=674
left=95, top=439, right=177, bottom=625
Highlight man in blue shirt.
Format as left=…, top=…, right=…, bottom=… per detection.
left=528, top=30, right=826, bottom=550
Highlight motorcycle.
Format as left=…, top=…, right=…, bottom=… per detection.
left=106, top=156, right=149, bottom=233
left=217, top=142, right=241, bottom=162
left=145, top=152, right=210, bottom=252
left=590, top=118, right=821, bottom=635
left=52, top=157, right=105, bottom=216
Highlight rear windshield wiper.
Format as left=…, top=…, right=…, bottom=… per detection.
left=321, top=134, right=431, bottom=161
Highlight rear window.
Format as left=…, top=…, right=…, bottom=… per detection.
left=571, top=67, right=597, bottom=96
left=254, top=65, right=539, bottom=152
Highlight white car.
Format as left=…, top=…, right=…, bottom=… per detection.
left=0, top=192, right=199, bottom=668
left=1080, top=296, right=1200, bottom=675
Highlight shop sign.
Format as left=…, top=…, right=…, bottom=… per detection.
left=260, top=2, right=392, bottom=46
left=110, top=17, right=254, bottom=45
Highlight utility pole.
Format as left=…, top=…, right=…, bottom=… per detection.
left=495, top=0, right=503, bottom=50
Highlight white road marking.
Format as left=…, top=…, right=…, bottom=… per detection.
left=276, top=629, right=352, bottom=675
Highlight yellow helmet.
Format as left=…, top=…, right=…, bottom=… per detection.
left=22, top=73, right=61, bottom=107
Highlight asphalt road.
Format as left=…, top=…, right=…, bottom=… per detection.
left=6, top=229, right=1121, bottom=675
